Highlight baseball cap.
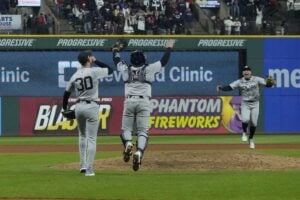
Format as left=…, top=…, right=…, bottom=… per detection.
left=78, top=50, right=92, bottom=65
left=242, top=66, right=251, bottom=71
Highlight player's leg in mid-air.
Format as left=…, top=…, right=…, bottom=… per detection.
left=241, top=102, right=251, bottom=142
left=120, top=100, right=135, bottom=162
left=248, top=102, right=259, bottom=149
left=132, top=100, right=151, bottom=171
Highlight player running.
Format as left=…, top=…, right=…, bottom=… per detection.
left=112, top=39, right=174, bottom=171
left=62, top=50, right=113, bottom=176
left=217, top=66, right=275, bottom=149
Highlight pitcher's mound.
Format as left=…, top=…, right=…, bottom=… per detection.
left=60, top=150, right=300, bottom=172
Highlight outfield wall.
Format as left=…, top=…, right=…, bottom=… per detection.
left=0, top=35, right=299, bottom=136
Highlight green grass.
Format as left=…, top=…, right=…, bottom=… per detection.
left=1, top=134, right=300, bottom=145
left=0, top=135, right=300, bottom=200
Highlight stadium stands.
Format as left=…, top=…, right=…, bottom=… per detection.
left=1, top=0, right=299, bottom=34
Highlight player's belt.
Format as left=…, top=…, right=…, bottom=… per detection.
left=127, top=95, right=149, bottom=99
left=76, top=99, right=98, bottom=104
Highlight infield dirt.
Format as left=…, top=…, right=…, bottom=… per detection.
left=50, top=144, right=300, bottom=172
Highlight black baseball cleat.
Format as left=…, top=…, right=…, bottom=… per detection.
left=80, top=168, right=87, bottom=173
left=123, top=143, right=133, bottom=162
left=132, top=151, right=142, bottom=171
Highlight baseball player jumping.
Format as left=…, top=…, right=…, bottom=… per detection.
left=217, top=66, right=275, bottom=149
left=112, top=40, right=174, bottom=171
left=62, top=50, right=113, bottom=176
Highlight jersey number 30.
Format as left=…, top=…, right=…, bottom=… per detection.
left=75, top=76, right=93, bottom=91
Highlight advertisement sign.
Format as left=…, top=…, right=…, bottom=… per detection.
left=150, top=96, right=242, bottom=134
left=18, top=0, right=41, bottom=6
left=0, top=51, right=240, bottom=96
left=19, top=97, right=122, bottom=135
left=264, top=39, right=300, bottom=133
left=19, top=96, right=241, bottom=135
left=0, top=15, right=22, bottom=30
left=0, top=37, right=248, bottom=50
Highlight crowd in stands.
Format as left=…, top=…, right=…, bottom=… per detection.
left=1, top=0, right=299, bottom=35
left=0, top=0, right=55, bottom=34
left=22, top=12, right=54, bottom=34
left=210, top=0, right=297, bottom=35
left=54, top=0, right=197, bottom=34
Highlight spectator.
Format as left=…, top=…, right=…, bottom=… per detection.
left=100, top=1, right=113, bottom=31
left=23, top=14, right=28, bottom=34
left=177, top=0, right=187, bottom=14
left=287, top=0, right=294, bottom=11
left=145, top=13, right=156, bottom=34
left=46, top=13, right=54, bottom=34
left=212, top=16, right=223, bottom=35
left=95, top=0, right=104, bottom=10
left=54, top=0, right=63, bottom=17
left=116, top=10, right=125, bottom=34
left=232, top=17, right=241, bottom=35
left=35, top=13, right=48, bottom=34
left=72, top=4, right=83, bottom=24
left=165, top=16, right=174, bottom=34
left=255, top=6, right=263, bottom=34
left=173, top=10, right=184, bottom=28
left=175, top=22, right=185, bottom=34
left=240, top=16, right=249, bottom=34
left=136, top=15, right=146, bottom=34
left=261, top=20, right=274, bottom=34
left=230, top=0, right=240, bottom=18
left=82, top=3, right=92, bottom=33
left=224, top=16, right=234, bottom=35
left=129, top=10, right=138, bottom=33
left=280, top=20, right=288, bottom=35
left=151, top=0, right=164, bottom=11
left=156, top=13, right=164, bottom=34
left=184, top=8, right=194, bottom=33
left=62, top=0, right=72, bottom=19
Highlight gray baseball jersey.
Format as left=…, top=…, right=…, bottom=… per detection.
left=229, top=76, right=266, bottom=126
left=117, top=61, right=162, bottom=97
left=117, top=61, right=163, bottom=151
left=65, top=67, right=109, bottom=172
left=66, top=67, right=109, bottom=100
left=229, top=76, right=266, bottom=102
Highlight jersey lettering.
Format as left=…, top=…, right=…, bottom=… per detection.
left=240, top=82, right=257, bottom=90
left=75, top=76, right=93, bottom=91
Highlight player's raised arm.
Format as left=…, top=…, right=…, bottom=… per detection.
left=112, top=39, right=127, bottom=65
left=160, top=39, right=174, bottom=66
left=93, top=59, right=113, bottom=75
left=112, top=48, right=122, bottom=66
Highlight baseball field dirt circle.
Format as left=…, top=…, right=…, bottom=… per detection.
left=53, top=144, right=300, bottom=172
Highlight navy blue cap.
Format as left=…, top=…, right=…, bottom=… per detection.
left=242, top=66, right=251, bottom=71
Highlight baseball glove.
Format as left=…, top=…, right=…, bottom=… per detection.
left=62, top=109, right=76, bottom=119
left=111, top=38, right=127, bottom=52
left=265, top=75, right=276, bottom=87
